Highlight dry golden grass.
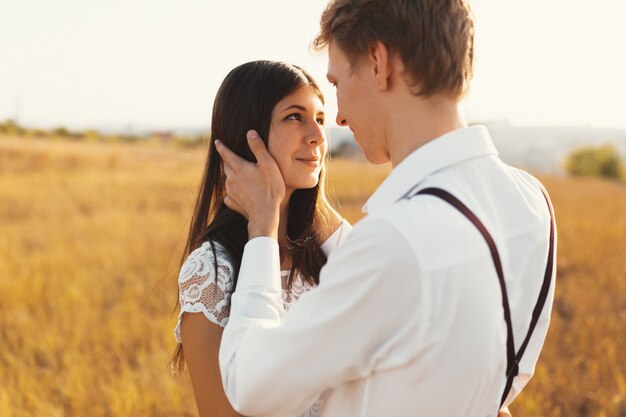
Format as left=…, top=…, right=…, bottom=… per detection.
left=0, top=136, right=623, bottom=417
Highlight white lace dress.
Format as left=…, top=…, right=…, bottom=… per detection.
left=174, top=220, right=351, bottom=417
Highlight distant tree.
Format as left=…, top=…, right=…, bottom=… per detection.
left=30, top=128, right=49, bottom=138
left=52, top=126, right=71, bottom=137
left=329, top=140, right=363, bottom=159
left=83, top=130, right=100, bottom=142
left=565, top=145, right=625, bottom=180
left=1, top=119, right=21, bottom=136
left=69, top=131, right=85, bottom=140
left=119, top=134, right=140, bottom=143
left=172, top=135, right=207, bottom=149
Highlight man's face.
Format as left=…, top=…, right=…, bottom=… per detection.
left=327, top=41, right=388, bottom=164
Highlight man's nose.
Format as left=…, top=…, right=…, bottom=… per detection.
left=335, top=114, right=348, bottom=127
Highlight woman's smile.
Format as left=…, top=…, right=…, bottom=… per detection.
left=295, top=157, right=321, bottom=168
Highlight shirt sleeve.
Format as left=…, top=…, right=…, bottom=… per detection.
left=219, top=217, right=420, bottom=417
left=174, top=242, right=235, bottom=342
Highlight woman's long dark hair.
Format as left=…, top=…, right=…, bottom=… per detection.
left=171, top=61, right=336, bottom=372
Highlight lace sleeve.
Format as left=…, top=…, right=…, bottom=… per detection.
left=174, top=241, right=235, bottom=343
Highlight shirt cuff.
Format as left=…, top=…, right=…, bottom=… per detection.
left=237, top=237, right=281, bottom=293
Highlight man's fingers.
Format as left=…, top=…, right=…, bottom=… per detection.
left=216, top=133, right=272, bottom=168
left=246, top=130, right=273, bottom=167
left=215, top=139, right=243, bottom=168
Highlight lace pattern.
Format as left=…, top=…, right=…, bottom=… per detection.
left=174, top=241, right=327, bottom=417
left=174, top=241, right=234, bottom=342
left=281, top=271, right=316, bottom=311
left=299, top=390, right=329, bottom=417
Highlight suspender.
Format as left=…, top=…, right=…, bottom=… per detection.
left=405, top=187, right=555, bottom=409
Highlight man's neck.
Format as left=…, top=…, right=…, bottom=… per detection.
left=385, top=95, right=467, bottom=168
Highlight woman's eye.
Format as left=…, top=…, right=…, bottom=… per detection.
left=316, top=118, right=325, bottom=125
left=285, top=113, right=301, bottom=121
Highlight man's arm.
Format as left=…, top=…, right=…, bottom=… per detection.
left=218, top=218, right=421, bottom=417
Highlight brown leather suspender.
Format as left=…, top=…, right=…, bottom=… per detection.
left=406, top=187, right=555, bottom=409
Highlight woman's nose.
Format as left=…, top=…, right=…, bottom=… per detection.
left=305, top=121, right=326, bottom=145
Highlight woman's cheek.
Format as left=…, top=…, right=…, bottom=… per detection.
left=267, top=142, right=285, bottom=171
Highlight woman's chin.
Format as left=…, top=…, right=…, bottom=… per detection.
left=288, top=177, right=320, bottom=191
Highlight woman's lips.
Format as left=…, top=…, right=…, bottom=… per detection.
left=296, top=158, right=320, bottom=167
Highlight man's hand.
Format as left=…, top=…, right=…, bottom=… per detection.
left=215, top=130, right=285, bottom=240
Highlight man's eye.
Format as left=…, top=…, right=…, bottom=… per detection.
left=285, top=113, right=301, bottom=121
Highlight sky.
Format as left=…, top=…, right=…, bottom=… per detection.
left=1, top=0, right=625, bottom=131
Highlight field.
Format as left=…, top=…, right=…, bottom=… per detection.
left=0, top=136, right=624, bottom=417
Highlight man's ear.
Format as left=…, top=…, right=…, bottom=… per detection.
left=369, top=41, right=395, bottom=91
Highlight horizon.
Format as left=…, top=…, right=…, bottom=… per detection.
left=5, top=118, right=626, bottom=137
left=1, top=0, right=625, bottom=130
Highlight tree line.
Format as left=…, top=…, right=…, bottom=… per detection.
left=2, top=119, right=624, bottom=177
left=0, top=119, right=206, bottom=148
left=565, top=145, right=625, bottom=181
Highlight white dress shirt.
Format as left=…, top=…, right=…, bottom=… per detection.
left=174, top=220, right=352, bottom=417
left=219, top=125, right=557, bottom=417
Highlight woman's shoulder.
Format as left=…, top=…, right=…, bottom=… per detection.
left=175, top=241, right=235, bottom=339
left=179, top=240, right=234, bottom=285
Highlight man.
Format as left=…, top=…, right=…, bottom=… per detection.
left=215, top=1, right=556, bottom=416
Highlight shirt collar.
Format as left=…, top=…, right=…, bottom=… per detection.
left=362, top=125, right=498, bottom=213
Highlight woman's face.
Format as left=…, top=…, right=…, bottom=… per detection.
left=267, top=85, right=327, bottom=193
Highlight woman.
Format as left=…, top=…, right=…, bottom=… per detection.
left=171, top=61, right=352, bottom=417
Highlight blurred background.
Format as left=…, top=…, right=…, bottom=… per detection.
left=0, top=1, right=624, bottom=416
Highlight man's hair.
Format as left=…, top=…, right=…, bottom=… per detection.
left=313, top=0, right=474, bottom=100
